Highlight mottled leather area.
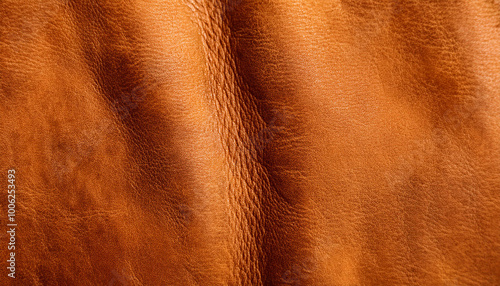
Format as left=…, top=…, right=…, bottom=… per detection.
left=1, top=0, right=500, bottom=285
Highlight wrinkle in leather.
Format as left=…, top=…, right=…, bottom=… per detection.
left=1, top=0, right=500, bottom=285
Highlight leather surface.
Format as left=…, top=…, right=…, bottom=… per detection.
left=1, top=0, right=500, bottom=285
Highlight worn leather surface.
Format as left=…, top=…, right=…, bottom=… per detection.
left=1, top=0, right=500, bottom=285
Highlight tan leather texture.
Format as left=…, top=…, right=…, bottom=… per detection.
left=1, top=0, right=500, bottom=285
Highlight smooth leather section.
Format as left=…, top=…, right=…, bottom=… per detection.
left=1, top=0, right=500, bottom=285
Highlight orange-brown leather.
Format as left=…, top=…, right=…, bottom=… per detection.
left=1, top=0, right=500, bottom=285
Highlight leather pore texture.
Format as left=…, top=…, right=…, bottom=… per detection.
left=1, top=0, right=500, bottom=285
